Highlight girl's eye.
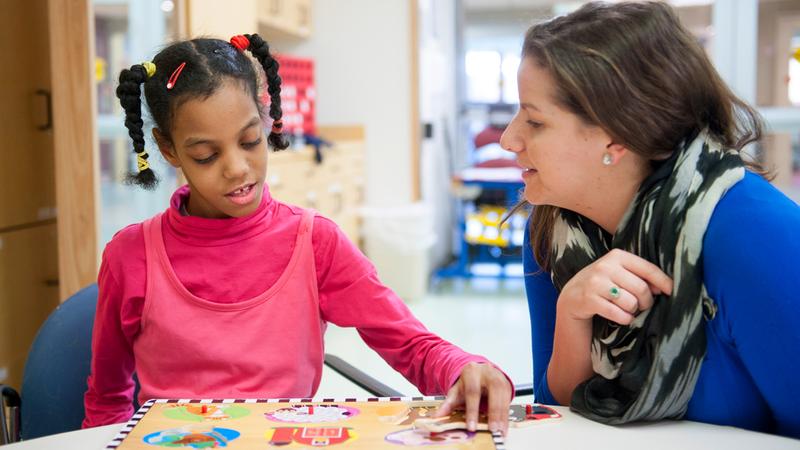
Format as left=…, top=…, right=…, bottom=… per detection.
left=527, top=120, right=543, bottom=129
left=194, top=154, right=217, bottom=164
left=242, top=138, right=262, bottom=149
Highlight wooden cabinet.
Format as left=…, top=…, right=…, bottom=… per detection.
left=0, top=225, right=59, bottom=390
left=0, top=0, right=57, bottom=391
left=0, top=0, right=97, bottom=389
left=0, top=0, right=55, bottom=232
left=186, top=0, right=258, bottom=38
left=267, top=128, right=364, bottom=244
left=185, top=0, right=311, bottom=40
left=258, top=0, right=312, bottom=39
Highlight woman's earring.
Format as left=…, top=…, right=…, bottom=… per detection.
left=602, top=153, right=613, bottom=166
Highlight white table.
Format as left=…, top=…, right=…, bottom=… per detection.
left=4, top=367, right=798, bottom=449
left=506, top=406, right=799, bottom=449
left=6, top=405, right=797, bottom=450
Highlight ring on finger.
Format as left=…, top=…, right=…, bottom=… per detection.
left=609, top=285, right=640, bottom=314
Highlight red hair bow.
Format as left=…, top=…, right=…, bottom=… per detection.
left=230, top=35, right=250, bottom=52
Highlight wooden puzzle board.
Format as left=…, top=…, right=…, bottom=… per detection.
left=104, top=396, right=530, bottom=449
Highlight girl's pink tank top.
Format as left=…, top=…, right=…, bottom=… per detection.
left=132, top=209, right=325, bottom=403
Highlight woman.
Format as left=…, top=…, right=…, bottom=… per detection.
left=501, top=1, right=800, bottom=438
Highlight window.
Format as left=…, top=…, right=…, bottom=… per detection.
left=94, top=0, right=180, bottom=247
left=465, top=50, right=502, bottom=103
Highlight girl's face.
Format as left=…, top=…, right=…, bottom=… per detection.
left=500, top=57, right=612, bottom=211
left=157, top=80, right=267, bottom=219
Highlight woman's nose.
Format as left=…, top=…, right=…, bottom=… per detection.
left=499, top=125, right=523, bottom=154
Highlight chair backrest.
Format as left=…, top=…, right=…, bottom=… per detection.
left=20, top=284, right=98, bottom=440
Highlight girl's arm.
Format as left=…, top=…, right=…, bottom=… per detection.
left=82, top=253, right=138, bottom=428
left=313, top=217, right=509, bottom=396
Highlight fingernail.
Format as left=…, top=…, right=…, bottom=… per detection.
left=489, top=422, right=498, bottom=433
left=468, top=420, right=476, bottom=431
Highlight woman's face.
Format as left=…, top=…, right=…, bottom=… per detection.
left=157, top=80, right=267, bottom=219
left=501, top=57, right=613, bottom=211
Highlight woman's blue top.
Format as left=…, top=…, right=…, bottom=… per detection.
left=524, top=172, right=800, bottom=438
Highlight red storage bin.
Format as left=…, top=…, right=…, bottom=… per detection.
left=262, top=54, right=315, bottom=135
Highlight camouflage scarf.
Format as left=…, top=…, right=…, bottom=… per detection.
left=550, top=130, right=745, bottom=424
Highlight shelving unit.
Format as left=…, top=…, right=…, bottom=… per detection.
left=258, top=0, right=312, bottom=39
left=435, top=168, right=526, bottom=281
left=267, top=126, right=365, bottom=245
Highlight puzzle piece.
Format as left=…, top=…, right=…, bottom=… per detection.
left=413, top=404, right=561, bottom=433
left=508, top=404, right=561, bottom=428
left=376, top=402, right=439, bottom=425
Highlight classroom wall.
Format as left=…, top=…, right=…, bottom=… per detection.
left=418, top=0, right=459, bottom=269
left=269, top=0, right=415, bottom=208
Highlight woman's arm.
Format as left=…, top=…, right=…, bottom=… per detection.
left=524, top=218, right=671, bottom=406
left=523, top=224, right=561, bottom=404
left=703, top=178, right=800, bottom=438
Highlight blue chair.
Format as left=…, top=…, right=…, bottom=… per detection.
left=0, top=284, right=137, bottom=442
left=18, top=284, right=101, bottom=440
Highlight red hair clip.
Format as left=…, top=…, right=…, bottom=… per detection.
left=230, top=35, right=250, bottom=52
left=271, top=119, right=283, bottom=134
left=166, top=62, right=186, bottom=90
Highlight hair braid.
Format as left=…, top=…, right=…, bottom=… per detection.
left=244, top=33, right=290, bottom=150
left=116, top=64, right=158, bottom=189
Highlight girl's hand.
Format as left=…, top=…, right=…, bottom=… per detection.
left=558, top=248, right=673, bottom=326
left=433, top=362, right=512, bottom=435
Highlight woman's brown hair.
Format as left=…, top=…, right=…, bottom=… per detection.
left=521, top=1, right=764, bottom=271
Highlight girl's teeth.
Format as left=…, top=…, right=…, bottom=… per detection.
left=232, top=185, right=251, bottom=195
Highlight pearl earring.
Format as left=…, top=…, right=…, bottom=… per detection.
left=602, top=153, right=613, bottom=166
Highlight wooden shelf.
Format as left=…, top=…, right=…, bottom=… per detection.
left=267, top=130, right=364, bottom=245
left=258, top=0, right=312, bottom=39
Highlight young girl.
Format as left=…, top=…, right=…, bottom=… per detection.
left=83, top=34, right=512, bottom=434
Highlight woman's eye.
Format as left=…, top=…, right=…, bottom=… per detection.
left=242, top=138, right=262, bottom=149
left=194, top=154, right=216, bottom=164
left=527, top=120, right=542, bottom=129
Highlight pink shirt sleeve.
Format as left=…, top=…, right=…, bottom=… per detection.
left=82, top=229, right=143, bottom=428
left=312, top=217, right=505, bottom=395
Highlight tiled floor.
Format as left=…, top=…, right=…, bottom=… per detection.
left=323, top=278, right=532, bottom=396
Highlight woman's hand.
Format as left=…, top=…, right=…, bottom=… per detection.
left=546, top=249, right=673, bottom=404
left=558, top=248, right=673, bottom=326
left=433, top=362, right=512, bottom=435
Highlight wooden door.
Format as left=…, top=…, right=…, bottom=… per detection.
left=0, top=0, right=97, bottom=389
left=0, top=0, right=60, bottom=390
left=0, top=224, right=59, bottom=390
left=0, top=0, right=56, bottom=231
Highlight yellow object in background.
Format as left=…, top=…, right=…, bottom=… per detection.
left=465, top=205, right=526, bottom=247
left=95, top=57, right=107, bottom=82
left=793, top=47, right=800, bottom=63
